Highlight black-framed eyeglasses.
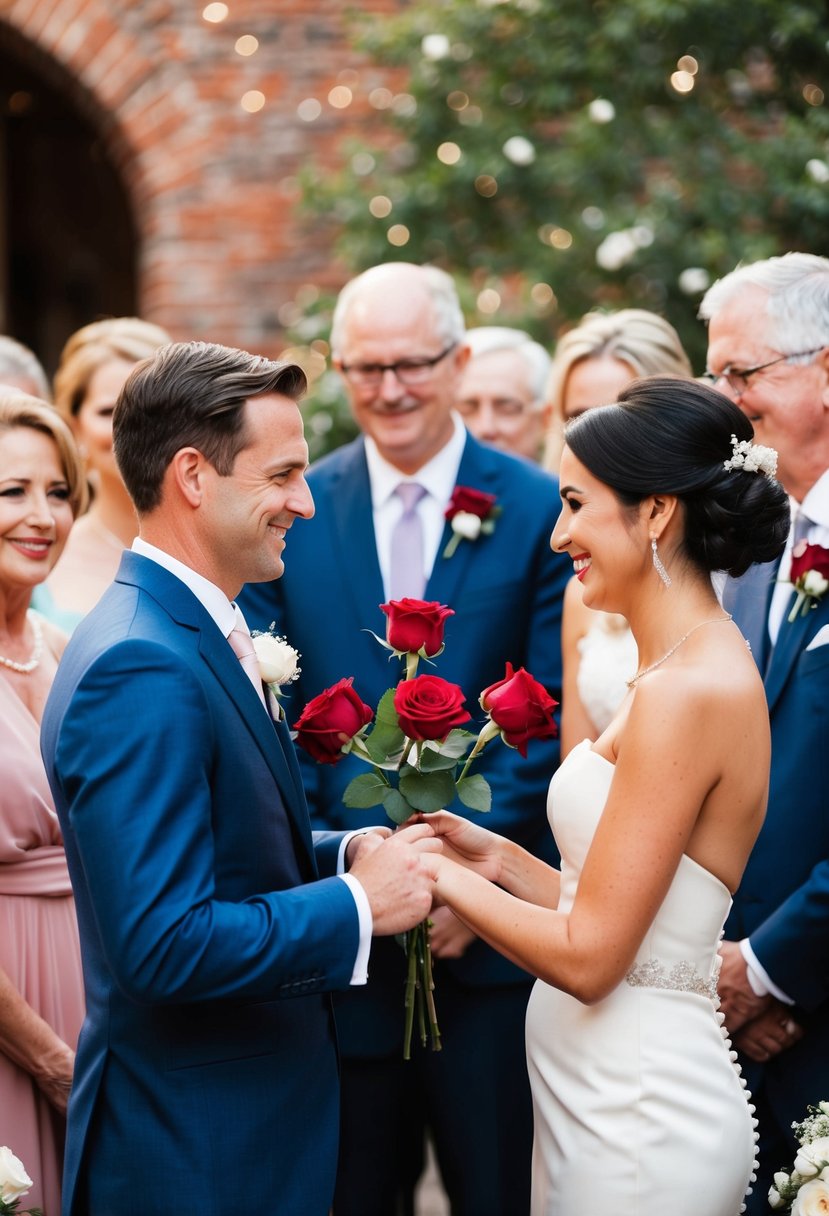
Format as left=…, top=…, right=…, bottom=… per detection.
left=339, top=342, right=457, bottom=388
left=702, top=346, right=825, bottom=395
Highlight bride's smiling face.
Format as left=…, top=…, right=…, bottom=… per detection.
left=551, top=445, right=648, bottom=613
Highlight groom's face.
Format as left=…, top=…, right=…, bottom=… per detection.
left=198, top=393, right=314, bottom=596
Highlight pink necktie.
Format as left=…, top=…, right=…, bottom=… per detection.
left=388, top=482, right=427, bottom=601
left=228, top=615, right=267, bottom=707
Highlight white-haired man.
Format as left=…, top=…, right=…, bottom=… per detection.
left=700, top=252, right=829, bottom=1213
left=457, top=325, right=551, bottom=461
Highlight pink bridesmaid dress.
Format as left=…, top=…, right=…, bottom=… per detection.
left=0, top=674, right=84, bottom=1215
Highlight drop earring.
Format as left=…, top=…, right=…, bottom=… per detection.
left=651, top=536, right=671, bottom=587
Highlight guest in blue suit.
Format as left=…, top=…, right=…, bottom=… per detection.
left=240, top=263, right=571, bottom=1216
left=701, top=253, right=829, bottom=1212
left=40, top=341, right=439, bottom=1216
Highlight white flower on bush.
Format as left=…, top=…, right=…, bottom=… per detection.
left=0, top=1147, right=33, bottom=1201
left=450, top=511, right=483, bottom=541
left=252, top=632, right=301, bottom=688
left=792, top=1177, right=829, bottom=1215
left=795, top=1138, right=829, bottom=1179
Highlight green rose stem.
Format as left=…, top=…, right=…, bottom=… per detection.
left=456, top=719, right=500, bottom=784
left=405, top=651, right=420, bottom=681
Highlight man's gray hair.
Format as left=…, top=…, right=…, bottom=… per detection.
left=330, top=263, right=466, bottom=355
left=0, top=336, right=51, bottom=400
left=699, top=252, right=829, bottom=357
left=464, top=327, right=551, bottom=407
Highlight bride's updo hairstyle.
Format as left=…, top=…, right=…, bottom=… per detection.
left=563, top=377, right=790, bottom=578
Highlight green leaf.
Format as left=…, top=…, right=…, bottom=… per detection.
left=342, top=772, right=389, bottom=809
left=363, top=723, right=406, bottom=764
left=456, top=774, right=492, bottom=813
left=375, top=687, right=401, bottom=727
left=383, top=787, right=416, bottom=824
left=399, top=767, right=457, bottom=813
left=418, top=745, right=461, bottom=773
left=424, top=728, right=477, bottom=760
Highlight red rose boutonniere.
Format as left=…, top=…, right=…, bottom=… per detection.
left=442, top=485, right=501, bottom=559
left=787, top=542, right=829, bottom=622
left=292, top=598, right=558, bottom=1058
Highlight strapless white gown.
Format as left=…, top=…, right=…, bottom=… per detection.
left=525, top=741, right=757, bottom=1215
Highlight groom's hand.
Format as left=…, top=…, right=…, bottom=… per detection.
left=718, top=940, right=772, bottom=1032
left=350, top=823, right=441, bottom=936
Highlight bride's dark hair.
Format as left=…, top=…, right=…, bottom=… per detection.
left=563, top=377, right=790, bottom=578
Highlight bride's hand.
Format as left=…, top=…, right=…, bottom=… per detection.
left=416, top=811, right=504, bottom=883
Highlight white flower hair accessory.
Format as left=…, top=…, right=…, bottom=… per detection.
left=723, top=434, right=778, bottom=478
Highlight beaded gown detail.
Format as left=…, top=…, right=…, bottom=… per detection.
left=525, top=740, right=757, bottom=1215
left=0, top=672, right=84, bottom=1215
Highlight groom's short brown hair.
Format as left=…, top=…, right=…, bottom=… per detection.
left=113, top=340, right=306, bottom=514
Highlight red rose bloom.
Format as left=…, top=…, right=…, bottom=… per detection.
left=790, top=541, right=829, bottom=585
left=480, top=662, right=559, bottom=757
left=445, top=485, right=497, bottom=521
left=293, top=678, right=373, bottom=765
left=394, top=675, right=471, bottom=742
left=381, top=598, right=455, bottom=657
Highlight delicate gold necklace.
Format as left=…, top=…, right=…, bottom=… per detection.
left=0, top=612, right=44, bottom=675
left=626, top=615, right=733, bottom=688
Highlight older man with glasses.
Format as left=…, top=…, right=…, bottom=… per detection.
left=699, top=252, right=829, bottom=1213
left=240, top=261, right=570, bottom=1216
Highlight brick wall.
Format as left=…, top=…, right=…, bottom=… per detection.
left=0, top=0, right=405, bottom=355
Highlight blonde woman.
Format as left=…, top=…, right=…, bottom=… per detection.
left=0, top=391, right=87, bottom=1214
left=34, top=317, right=170, bottom=629
left=543, top=310, right=693, bottom=755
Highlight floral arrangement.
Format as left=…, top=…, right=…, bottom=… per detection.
left=252, top=626, right=301, bottom=718
left=787, top=542, right=829, bottom=622
left=769, top=1102, right=829, bottom=1212
left=442, top=485, right=501, bottom=558
left=291, top=597, right=558, bottom=1057
left=723, top=434, right=779, bottom=478
left=0, top=1148, right=41, bottom=1216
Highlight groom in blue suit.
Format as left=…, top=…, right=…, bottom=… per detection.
left=240, top=263, right=570, bottom=1216
left=41, top=341, right=439, bottom=1216
left=701, top=253, right=829, bottom=1211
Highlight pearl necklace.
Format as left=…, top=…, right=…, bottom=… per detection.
left=626, top=615, right=732, bottom=688
left=0, top=613, right=44, bottom=674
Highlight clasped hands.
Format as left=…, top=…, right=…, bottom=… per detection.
left=717, top=940, right=804, bottom=1063
left=346, top=811, right=501, bottom=948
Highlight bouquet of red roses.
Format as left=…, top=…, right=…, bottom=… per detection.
left=292, top=597, right=558, bottom=1058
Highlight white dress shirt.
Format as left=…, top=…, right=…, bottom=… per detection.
left=364, top=412, right=467, bottom=597
left=131, top=537, right=372, bottom=984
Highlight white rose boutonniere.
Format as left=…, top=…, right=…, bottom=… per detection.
left=0, top=1146, right=39, bottom=1215
left=251, top=627, right=301, bottom=719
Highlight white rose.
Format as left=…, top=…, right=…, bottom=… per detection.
left=252, top=634, right=301, bottom=687
left=796, top=1138, right=829, bottom=1179
left=819, top=1102, right=829, bottom=1117
left=0, top=1146, right=33, bottom=1201
left=803, top=570, right=829, bottom=597
left=451, top=511, right=483, bottom=541
left=769, top=1186, right=786, bottom=1209
left=792, top=1177, right=829, bottom=1215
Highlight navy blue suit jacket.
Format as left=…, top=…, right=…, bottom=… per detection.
left=240, top=432, right=571, bottom=1056
left=41, top=553, right=360, bottom=1215
left=725, top=562, right=829, bottom=1131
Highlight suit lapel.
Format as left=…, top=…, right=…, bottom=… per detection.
left=765, top=594, right=829, bottom=713
left=120, top=553, right=316, bottom=870
left=426, top=435, right=502, bottom=605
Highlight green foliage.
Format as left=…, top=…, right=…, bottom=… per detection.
left=297, top=0, right=829, bottom=372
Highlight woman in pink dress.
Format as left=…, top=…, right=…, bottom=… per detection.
left=0, top=389, right=87, bottom=1213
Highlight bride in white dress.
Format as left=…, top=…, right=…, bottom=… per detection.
left=423, top=379, right=790, bottom=1215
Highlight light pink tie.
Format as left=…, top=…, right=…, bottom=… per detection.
left=228, top=614, right=267, bottom=707
left=388, top=482, right=427, bottom=601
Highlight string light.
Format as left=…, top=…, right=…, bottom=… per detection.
left=387, top=224, right=410, bottom=246
left=235, top=35, right=259, bottom=56
left=437, top=141, right=461, bottom=165
left=202, top=2, right=228, bottom=22
left=369, top=195, right=393, bottom=218
left=328, top=86, right=353, bottom=109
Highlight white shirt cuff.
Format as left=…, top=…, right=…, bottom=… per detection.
left=338, top=873, right=373, bottom=985
left=740, top=938, right=794, bottom=1006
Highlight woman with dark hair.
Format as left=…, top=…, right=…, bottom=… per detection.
left=423, top=379, right=790, bottom=1214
